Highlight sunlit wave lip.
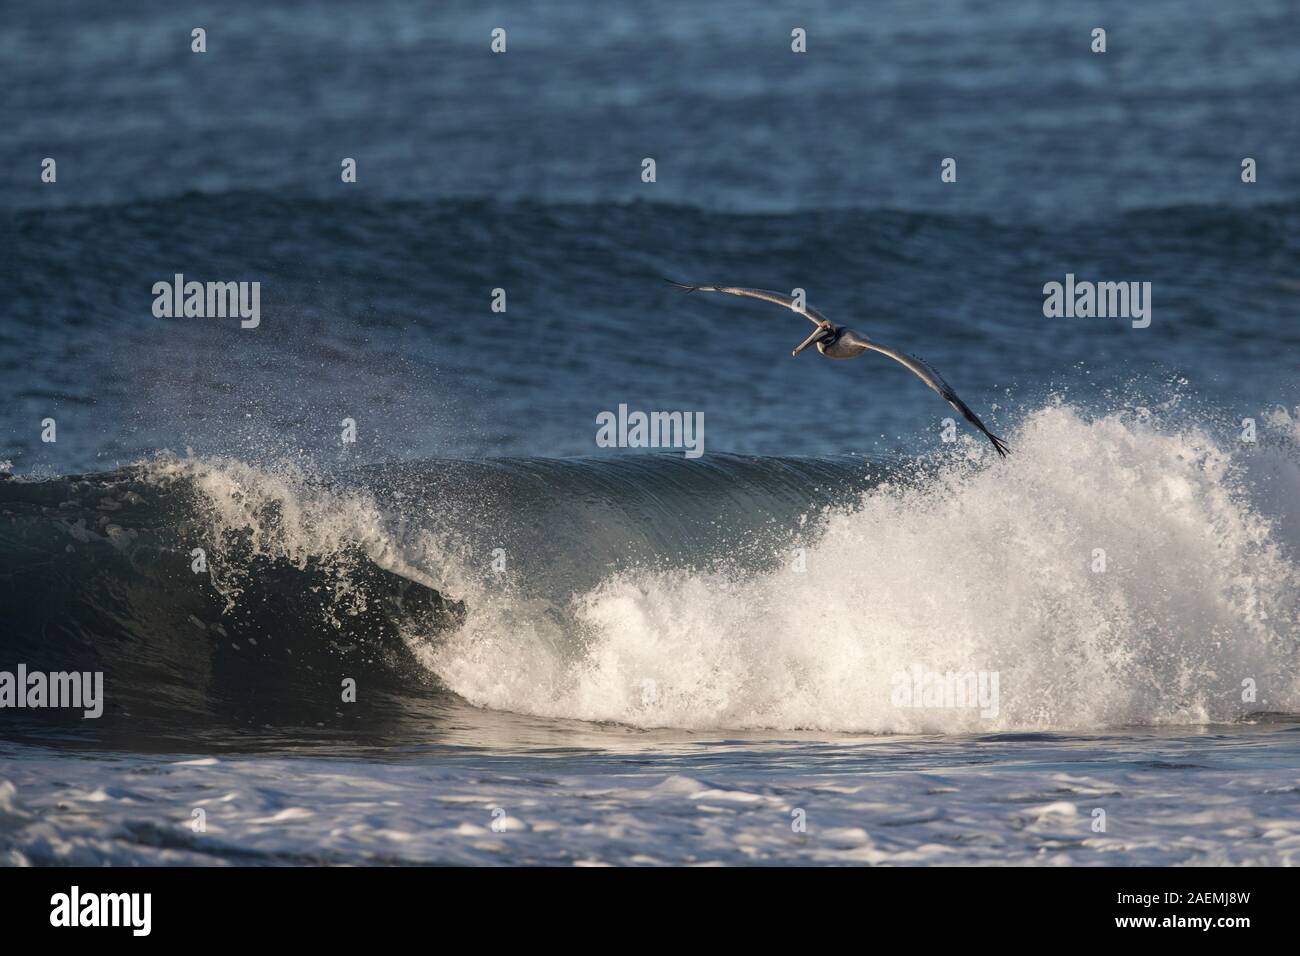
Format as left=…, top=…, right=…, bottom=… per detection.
left=2, top=401, right=1298, bottom=738
left=415, top=403, right=1300, bottom=734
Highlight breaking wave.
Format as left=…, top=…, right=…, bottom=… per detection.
left=2, top=402, right=1297, bottom=738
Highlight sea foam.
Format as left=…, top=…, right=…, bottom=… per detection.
left=424, top=404, right=1300, bottom=732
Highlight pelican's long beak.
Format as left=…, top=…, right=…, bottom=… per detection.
left=792, top=327, right=831, bottom=356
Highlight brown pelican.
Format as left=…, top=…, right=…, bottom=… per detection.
left=668, top=282, right=1009, bottom=457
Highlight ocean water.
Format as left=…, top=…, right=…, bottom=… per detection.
left=2, top=0, right=1299, bottom=866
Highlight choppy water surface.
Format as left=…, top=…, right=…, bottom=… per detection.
left=2, top=0, right=1298, bottom=865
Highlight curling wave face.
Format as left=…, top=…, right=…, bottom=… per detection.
left=422, top=404, right=1300, bottom=731
left=1, top=403, right=1297, bottom=742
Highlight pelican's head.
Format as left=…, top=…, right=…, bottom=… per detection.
left=792, top=326, right=836, bottom=356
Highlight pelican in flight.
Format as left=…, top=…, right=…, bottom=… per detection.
left=668, top=282, right=1009, bottom=457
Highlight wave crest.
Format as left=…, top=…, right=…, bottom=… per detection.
left=420, top=404, right=1300, bottom=731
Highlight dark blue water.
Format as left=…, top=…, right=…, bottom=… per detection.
left=3, top=0, right=1297, bottom=473
left=5, top=0, right=1298, bottom=215
left=2, top=0, right=1299, bottom=866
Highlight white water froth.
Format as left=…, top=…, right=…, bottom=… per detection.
left=426, top=405, right=1300, bottom=732
left=146, top=454, right=469, bottom=618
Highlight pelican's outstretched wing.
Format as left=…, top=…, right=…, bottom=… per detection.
left=665, top=280, right=832, bottom=327
left=840, top=330, right=1010, bottom=457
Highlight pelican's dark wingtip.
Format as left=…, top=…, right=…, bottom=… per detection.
left=663, top=278, right=697, bottom=293
left=989, top=434, right=1010, bottom=458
